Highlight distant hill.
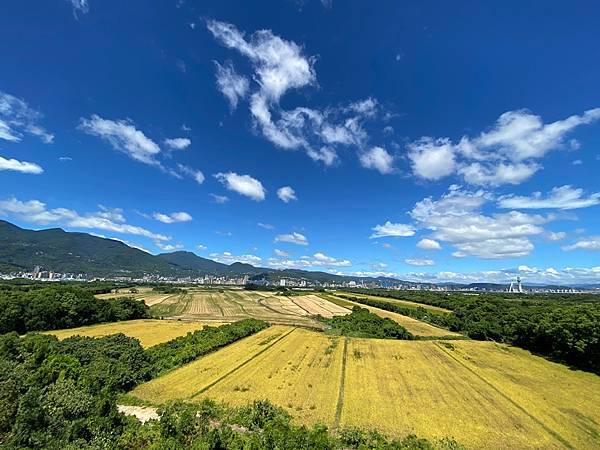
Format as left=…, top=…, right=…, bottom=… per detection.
left=0, top=220, right=395, bottom=283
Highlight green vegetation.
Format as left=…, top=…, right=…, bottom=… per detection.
left=146, top=319, right=269, bottom=376
left=343, top=289, right=600, bottom=374
left=0, top=284, right=150, bottom=334
left=322, top=306, right=413, bottom=339
left=151, top=285, right=185, bottom=294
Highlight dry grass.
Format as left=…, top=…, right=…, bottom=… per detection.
left=129, top=326, right=600, bottom=449
left=130, top=326, right=293, bottom=403
left=194, top=327, right=344, bottom=426
left=46, top=319, right=211, bottom=348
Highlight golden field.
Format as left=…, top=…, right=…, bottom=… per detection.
left=130, top=325, right=600, bottom=449
left=148, top=289, right=350, bottom=328
left=47, top=319, right=211, bottom=347
left=334, top=292, right=452, bottom=313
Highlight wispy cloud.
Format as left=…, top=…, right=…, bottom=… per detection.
left=370, top=222, right=415, bottom=238
left=153, top=211, right=192, bottom=224
left=498, top=185, right=600, bottom=210
left=274, top=232, right=308, bottom=246
left=0, top=91, right=54, bottom=143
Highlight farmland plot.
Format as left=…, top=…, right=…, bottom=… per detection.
left=194, top=328, right=345, bottom=426
left=47, top=319, right=209, bottom=348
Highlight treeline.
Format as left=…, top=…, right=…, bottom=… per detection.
left=323, top=306, right=413, bottom=340
left=146, top=319, right=268, bottom=376
left=0, top=325, right=461, bottom=449
left=343, top=289, right=600, bottom=374
left=0, top=285, right=150, bottom=334
left=151, top=285, right=185, bottom=294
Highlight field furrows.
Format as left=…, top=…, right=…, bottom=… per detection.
left=291, top=295, right=350, bottom=318
left=194, top=328, right=345, bottom=426
left=340, top=339, right=569, bottom=449
left=130, top=326, right=293, bottom=403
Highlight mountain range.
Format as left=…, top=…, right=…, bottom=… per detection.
left=0, top=220, right=404, bottom=284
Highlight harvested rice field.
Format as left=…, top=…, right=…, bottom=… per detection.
left=46, top=319, right=212, bottom=347
left=149, top=289, right=350, bottom=328
left=334, top=292, right=452, bottom=313
left=130, top=326, right=600, bottom=449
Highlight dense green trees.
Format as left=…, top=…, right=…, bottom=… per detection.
left=343, top=289, right=600, bottom=374
left=322, top=306, right=414, bottom=339
left=0, top=284, right=149, bottom=334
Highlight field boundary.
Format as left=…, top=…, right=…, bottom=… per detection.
left=435, top=342, right=574, bottom=449
left=189, top=327, right=297, bottom=399
left=333, top=337, right=348, bottom=430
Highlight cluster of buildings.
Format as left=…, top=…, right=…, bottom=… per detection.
left=2, top=266, right=87, bottom=282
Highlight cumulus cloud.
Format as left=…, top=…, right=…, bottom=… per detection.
left=359, top=146, right=394, bottom=174
left=417, top=238, right=442, bottom=250
left=79, top=115, right=162, bottom=166
left=0, top=197, right=170, bottom=241
left=312, top=252, right=351, bottom=267
left=409, top=186, right=550, bottom=259
left=153, top=211, right=193, bottom=224
left=207, top=20, right=380, bottom=167
left=177, top=164, right=205, bottom=184
left=215, top=172, right=266, bottom=201
left=498, top=185, right=600, bottom=210
left=274, top=248, right=289, bottom=257
left=274, top=232, right=308, bottom=245
left=405, top=258, right=434, bottom=266
left=214, top=61, right=249, bottom=110
left=407, top=108, right=600, bottom=185
left=0, top=91, right=54, bottom=143
left=164, top=137, right=191, bottom=150
left=277, top=186, right=297, bottom=203
left=209, top=251, right=262, bottom=265
left=563, top=237, right=600, bottom=251
left=0, top=155, right=43, bottom=174
left=370, top=221, right=415, bottom=238
left=406, top=265, right=600, bottom=285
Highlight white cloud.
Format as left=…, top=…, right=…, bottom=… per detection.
left=197, top=244, right=207, bottom=251
left=79, top=115, right=161, bottom=166
left=67, top=0, right=89, bottom=17
left=258, top=222, right=274, bottom=229
left=417, top=238, right=442, bottom=250
left=214, top=61, right=249, bottom=110
left=0, top=155, right=43, bottom=174
left=0, top=91, right=54, bottom=143
left=370, top=221, right=415, bottom=238
left=277, top=186, right=297, bottom=203
left=546, top=231, right=566, bottom=241
left=177, top=164, right=205, bottom=184
left=359, top=146, right=394, bottom=174
left=215, top=172, right=266, bottom=201
left=408, top=138, right=456, bottom=180
left=406, top=265, right=600, bottom=285
left=274, top=248, right=289, bottom=257
left=164, top=137, right=191, bottom=150
left=207, top=20, right=379, bottom=166
left=210, top=193, right=229, bottom=204
left=156, top=242, right=184, bottom=252
left=312, top=252, right=351, bottom=267
left=153, top=211, right=192, bottom=224
left=408, top=108, right=600, bottom=185
left=498, top=185, right=600, bottom=210
left=59, top=156, right=72, bottom=162
left=0, top=197, right=170, bottom=241
left=209, top=251, right=262, bottom=265
left=274, top=232, right=308, bottom=246
left=405, top=258, right=434, bottom=266
left=563, top=237, right=600, bottom=251
left=383, top=126, right=394, bottom=135
left=409, top=186, right=549, bottom=259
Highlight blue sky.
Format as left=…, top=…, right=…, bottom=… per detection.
left=1, top=0, right=599, bottom=284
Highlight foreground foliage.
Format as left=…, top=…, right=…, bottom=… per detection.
left=343, top=289, right=600, bottom=374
